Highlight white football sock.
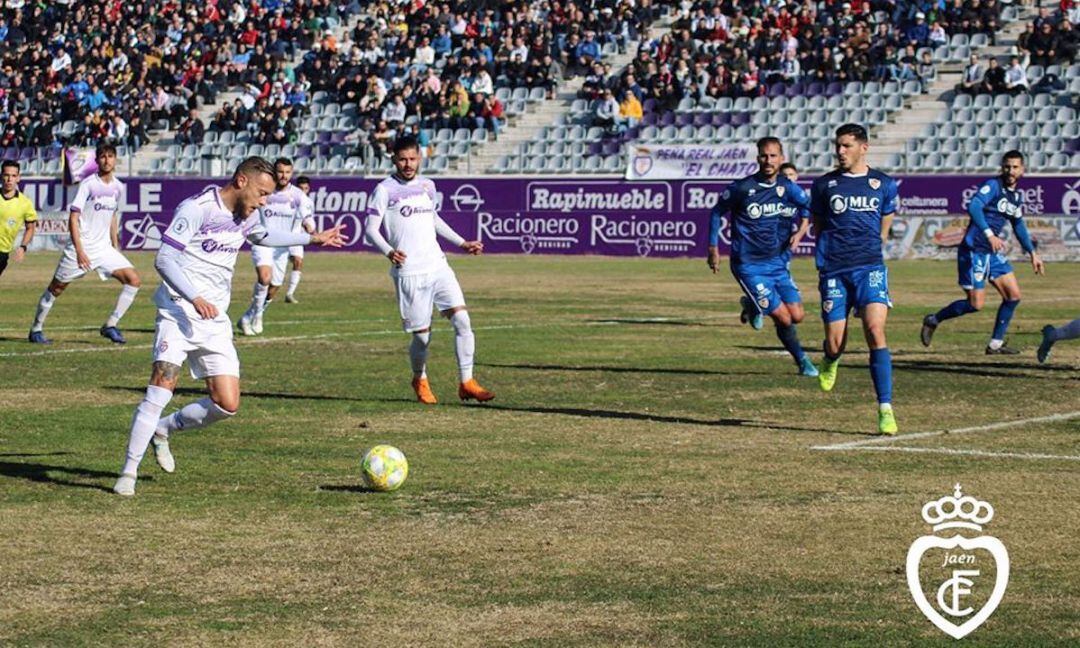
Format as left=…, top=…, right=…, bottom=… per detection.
left=450, top=310, right=474, bottom=382
left=158, top=397, right=235, bottom=437
left=988, top=338, right=1004, bottom=350
left=247, top=281, right=268, bottom=318
left=106, top=285, right=139, bottom=327
left=410, top=331, right=430, bottom=378
left=286, top=271, right=301, bottom=296
left=121, top=385, right=173, bottom=477
left=31, top=290, right=55, bottom=332
left=259, top=296, right=273, bottom=315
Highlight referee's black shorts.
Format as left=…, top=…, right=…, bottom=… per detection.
left=0, top=251, right=8, bottom=277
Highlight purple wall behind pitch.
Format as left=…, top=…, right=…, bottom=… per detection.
left=17, top=175, right=1080, bottom=257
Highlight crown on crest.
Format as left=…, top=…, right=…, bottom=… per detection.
left=921, top=484, right=995, bottom=532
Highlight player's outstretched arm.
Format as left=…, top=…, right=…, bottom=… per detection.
left=309, top=224, right=345, bottom=247
left=1012, top=217, right=1044, bottom=275
left=363, top=212, right=405, bottom=265
left=460, top=240, right=483, bottom=255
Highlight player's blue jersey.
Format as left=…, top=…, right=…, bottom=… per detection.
left=810, top=169, right=899, bottom=273
left=961, top=178, right=1025, bottom=253
left=710, top=174, right=810, bottom=263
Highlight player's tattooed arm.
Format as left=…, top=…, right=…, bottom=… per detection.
left=150, top=361, right=182, bottom=390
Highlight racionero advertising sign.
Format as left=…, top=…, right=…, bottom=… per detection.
left=10, top=176, right=1080, bottom=258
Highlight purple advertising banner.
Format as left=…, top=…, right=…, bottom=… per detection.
left=13, top=175, right=1080, bottom=258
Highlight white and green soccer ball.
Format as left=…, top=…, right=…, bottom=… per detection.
left=361, top=445, right=409, bottom=492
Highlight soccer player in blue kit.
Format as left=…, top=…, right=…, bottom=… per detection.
left=811, top=124, right=899, bottom=434
left=708, top=137, right=819, bottom=377
left=920, top=150, right=1045, bottom=353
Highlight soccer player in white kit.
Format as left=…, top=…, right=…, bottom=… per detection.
left=365, top=136, right=495, bottom=404
left=28, top=143, right=141, bottom=344
left=237, top=158, right=311, bottom=335
left=114, top=157, right=344, bottom=496
left=285, top=175, right=316, bottom=303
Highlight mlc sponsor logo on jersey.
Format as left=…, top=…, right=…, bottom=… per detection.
left=831, top=195, right=881, bottom=213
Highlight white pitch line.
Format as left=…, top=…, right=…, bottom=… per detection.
left=817, top=445, right=1080, bottom=462
left=0, top=320, right=622, bottom=358
left=811, top=410, right=1080, bottom=451
left=0, top=317, right=390, bottom=333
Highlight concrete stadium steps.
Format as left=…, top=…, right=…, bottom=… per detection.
left=130, top=15, right=362, bottom=176
left=868, top=4, right=1039, bottom=169
left=462, top=12, right=675, bottom=175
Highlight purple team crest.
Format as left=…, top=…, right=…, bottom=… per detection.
left=632, top=155, right=653, bottom=177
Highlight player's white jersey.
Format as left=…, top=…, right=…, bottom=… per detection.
left=260, top=184, right=307, bottom=234
left=154, top=186, right=266, bottom=317
left=69, top=173, right=125, bottom=251
left=367, top=175, right=445, bottom=276
left=292, top=193, right=316, bottom=233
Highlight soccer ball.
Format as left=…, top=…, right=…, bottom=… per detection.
left=361, top=445, right=409, bottom=491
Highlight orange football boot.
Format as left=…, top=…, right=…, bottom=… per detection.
left=458, top=378, right=495, bottom=402
left=412, top=377, right=437, bottom=404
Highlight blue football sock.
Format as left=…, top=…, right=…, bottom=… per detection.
left=869, top=347, right=893, bottom=405
left=991, top=299, right=1020, bottom=341
left=823, top=342, right=841, bottom=364
left=775, top=323, right=805, bottom=362
left=933, top=299, right=978, bottom=324
left=1049, top=318, right=1080, bottom=342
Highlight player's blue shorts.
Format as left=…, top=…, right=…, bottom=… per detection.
left=957, top=246, right=1013, bottom=290
left=818, top=263, right=892, bottom=323
left=732, top=256, right=801, bottom=315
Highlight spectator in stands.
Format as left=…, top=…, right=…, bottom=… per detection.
left=918, top=51, right=938, bottom=92
left=779, top=50, right=801, bottom=83
left=175, top=109, right=205, bottom=145
left=1058, top=21, right=1078, bottom=64
left=1004, top=56, right=1029, bottom=95
left=906, top=12, right=930, bottom=46
left=477, top=94, right=503, bottom=140
left=980, top=56, right=1007, bottom=94
left=1030, top=22, right=1060, bottom=65
left=928, top=21, right=949, bottom=48
left=382, top=94, right=407, bottom=128
left=574, top=31, right=600, bottom=75
left=618, top=91, right=643, bottom=132
left=593, top=89, right=619, bottom=131
left=958, top=54, right=983, bottom=94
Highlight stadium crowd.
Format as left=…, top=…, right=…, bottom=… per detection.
left=580, top=0, right=1080, bottom=131
left=212, top=0, right=660, bottom=159
left=0, top=0, right=355, bottom=153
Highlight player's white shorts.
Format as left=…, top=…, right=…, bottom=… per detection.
left=393, top=265, right=465, bottom=332
left=288, top=245, right=304, bottom=259
left=53, top=245, right=134, bottom=283
left=152, top=308, right=240, bottom=380
left=251, top=244, right=289, bottom=286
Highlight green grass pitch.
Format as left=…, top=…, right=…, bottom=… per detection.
left=1, top=252, right=1077, bottom=646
